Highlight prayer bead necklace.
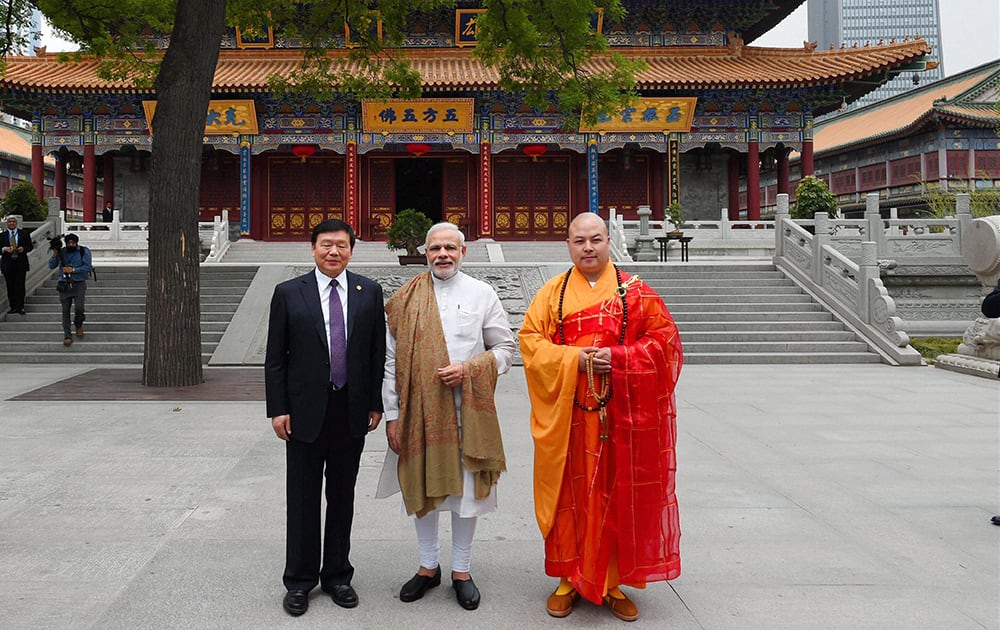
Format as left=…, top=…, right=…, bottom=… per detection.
left=556, top=265, right=629, bottom=441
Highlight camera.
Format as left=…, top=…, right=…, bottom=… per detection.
left=50, top=234, right=64, bottom=252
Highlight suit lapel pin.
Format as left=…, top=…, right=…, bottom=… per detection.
left=356, top=285, right=362, bottom=291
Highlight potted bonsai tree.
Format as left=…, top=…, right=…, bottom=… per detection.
left=386, top=208, right=433, bottom=265
left=665, top=201, right=684, bottom=236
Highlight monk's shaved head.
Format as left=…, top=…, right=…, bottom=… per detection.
left=568, top=212, right=607, bottom=238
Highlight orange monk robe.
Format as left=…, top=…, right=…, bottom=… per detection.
left=519, top=263, right=683, bottom=605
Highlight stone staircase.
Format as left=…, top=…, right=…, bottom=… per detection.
left=620, top=262, right=883, bottom=364
left=0, top=266, right=258, bottom=364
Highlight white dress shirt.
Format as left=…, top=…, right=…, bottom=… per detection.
left=315, top=267, right=349, bottom=351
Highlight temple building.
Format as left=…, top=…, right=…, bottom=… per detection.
left=803, top=59, right=1000, bottom=216
left=0, top=1, right=932, bottom=241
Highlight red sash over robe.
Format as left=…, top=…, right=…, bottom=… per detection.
left=520, top=265, right=683, bottom=605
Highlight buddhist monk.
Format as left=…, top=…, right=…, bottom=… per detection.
left=519, top=212, right=683, bottom=622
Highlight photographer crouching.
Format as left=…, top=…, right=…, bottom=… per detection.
left=48, top=233, right=92, bottom=346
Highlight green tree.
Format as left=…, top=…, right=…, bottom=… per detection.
left=19, top=1, right=639, bottom=387
left=791, top=175, right=837, bottom=220
left=1, top=181, right=47, bottom=221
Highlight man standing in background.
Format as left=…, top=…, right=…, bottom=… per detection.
left=1, top=215, right=33, bottom=315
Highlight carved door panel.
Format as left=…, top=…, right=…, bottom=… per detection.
left=199, top=151, right=240, bottom=223
left=493, top=155, right=570, bottom=239
left=598, top=152, right=651, bottom=218
left=267, top=156, right=345, bottom=240
left=442, top=157, right=471, bottom=235
left=367, top=157, right=395, bottom=239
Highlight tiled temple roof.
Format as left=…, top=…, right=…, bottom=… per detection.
left=0, top=38, right=931, bottom=95
left=813, top=60, right=1000, bottom=155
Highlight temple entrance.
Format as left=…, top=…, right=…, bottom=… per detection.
left=365, top=154, right=473, bottom=240
left=395, top=157, right=443, bottom=222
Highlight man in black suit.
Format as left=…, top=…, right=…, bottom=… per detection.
left=265, top=218, right=386, bottom=616
left=1, top=215, right=33, bottom=315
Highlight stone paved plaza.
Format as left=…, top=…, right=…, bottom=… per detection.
left=0, top=362, right=997, bottom=629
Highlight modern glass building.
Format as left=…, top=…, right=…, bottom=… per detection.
left=808, top=0, right=944, bottom=109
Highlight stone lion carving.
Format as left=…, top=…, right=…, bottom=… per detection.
left=958, top=317, right=1000, bottom=361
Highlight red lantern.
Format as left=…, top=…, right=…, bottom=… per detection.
left=406, top=143, right=431, bottom=157
left=291, top=144, right=316, bottom=162
left=522, top=144, right=547, bottom=161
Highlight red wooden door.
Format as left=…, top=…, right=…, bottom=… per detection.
left=493, top=155, right=571, bottom=239
left=442, top=156, right=472, bottom=235
left=598, top=151, right=651, bottom=218
left=366, top=157, right=395, bottom=239
left=267, top=156, right=345, bottom=240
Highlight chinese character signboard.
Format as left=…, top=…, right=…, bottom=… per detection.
left=362, top=99, right=474, bottom=134
left=235, top=23, right=274, bottom=49
left=455, top=9, right=485, bottom=47
left=143, top=99, right=259, bottom=135
left=580, top=97, right=697, bottom=133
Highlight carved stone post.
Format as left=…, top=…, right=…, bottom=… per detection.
left=858, top=241, right=878, bottom=324
left=634, top=204, right=658, bottom=261
left=812, top=213, right=829, bottom=285
left=864, top=193, right=884, bottom=256
left=774, top=193, right=789, bottom=259
left=955, top=193, right=972, bottom=255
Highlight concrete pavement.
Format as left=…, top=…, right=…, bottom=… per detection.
left=0, top=363, right=997, bottom=629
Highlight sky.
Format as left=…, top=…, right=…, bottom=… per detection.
left=41, top=1, right=1000, bottom=78
left=753, top=0, right=1000, bottom=77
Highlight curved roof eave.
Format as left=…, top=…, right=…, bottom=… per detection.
left=0, top=38, right=931, bottom=95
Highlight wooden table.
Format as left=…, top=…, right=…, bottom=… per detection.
left=656, top=234, right=693, bottom=262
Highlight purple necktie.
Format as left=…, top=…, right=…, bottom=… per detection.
left=328, top=278, right=347, bottom=388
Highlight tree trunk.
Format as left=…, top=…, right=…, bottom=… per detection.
left=142, top=0, right=227, bottom=386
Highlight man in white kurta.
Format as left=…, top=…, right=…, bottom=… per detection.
left=380, top=222, right=515, bottom=611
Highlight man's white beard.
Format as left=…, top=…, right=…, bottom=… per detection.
left=431, top=260, right=461, bottom=281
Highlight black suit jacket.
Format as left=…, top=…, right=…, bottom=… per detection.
left=983, top=279, right=1000, bottom=319
left=264, top=269, right=386, bottom=442
left=0, top=227, right=33, bottom=275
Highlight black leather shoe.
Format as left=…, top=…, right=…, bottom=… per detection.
left=283, top=590, right=309, bottom=616
left=991, top=515, right=1000, bottom=526
left=452, top=576, right=480, bottom=610
left=327, top=584, right=358, bottom=608
left=399, top=566, right=441, bottom=602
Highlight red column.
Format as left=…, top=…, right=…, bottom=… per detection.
left=479, top=142, right=493, bottom=237
left=83, top=144, right=96, bottom=222
left=54, top=153, right=67, bottom=211
left=801, top=140, right=814, bottom=177
left=727, top=152, right=740, bottom=220
left=31, top=144, right=44, bottom=201
left=777, top=147, right=790, bottom=195
left=747, top=141, right=760, bottom=221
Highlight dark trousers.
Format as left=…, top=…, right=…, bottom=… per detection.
left=283, top=386, right=365, bottom=592
left=59, top=280, right=86, bottom=336
left=3, top=268, right=26, bottom=311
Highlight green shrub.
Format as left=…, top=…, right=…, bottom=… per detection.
left=791, top=175, right=837, bottom=220
left=2, top=181, right=46, bottom=221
